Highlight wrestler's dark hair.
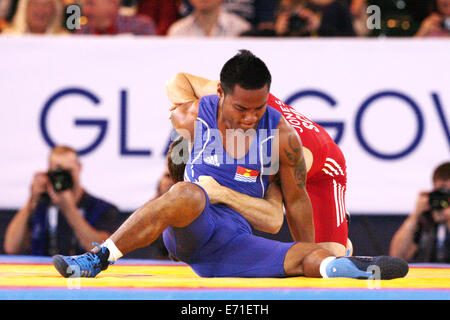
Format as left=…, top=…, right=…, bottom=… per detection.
left=433, top=162, right=450, bottom=183
left=167, top=135, right=189, bottom=183
left=220, top=49, right=271, bottom=95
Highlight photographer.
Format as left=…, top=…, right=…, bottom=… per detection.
left=4, top=146, right=119, bottom=256
left=415, top=0, right=450, bottom=37
left=390, top=162, right=450, bottom=263
left=274, top=0, right=355, bottom=37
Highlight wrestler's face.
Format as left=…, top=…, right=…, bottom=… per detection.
left=218, top=84, right=268, bottom=131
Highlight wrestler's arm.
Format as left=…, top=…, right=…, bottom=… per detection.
left=196, top=176, right=284, bottom=234
left=277, top=117, right=315, bottom=243
left=166, top=72, right=218, bottom=105
left=166, top=72, right=217, bottom=141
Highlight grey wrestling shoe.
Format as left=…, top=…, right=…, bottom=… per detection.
left=324, top=256, right=409, bottom=280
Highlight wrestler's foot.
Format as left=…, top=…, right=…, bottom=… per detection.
left=324, top=256, right=409, bottom=280
left=52, top=243, right=111, bottom=278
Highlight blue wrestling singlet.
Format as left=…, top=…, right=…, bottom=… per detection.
left=162, top=95, right=296, bottom=277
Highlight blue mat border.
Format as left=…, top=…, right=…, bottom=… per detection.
left=0, top=287, right=449, bottom=300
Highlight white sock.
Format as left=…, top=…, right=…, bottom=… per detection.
left=103, top=238, right=123, bottom=262
left=319, top=256, right=336, bottom=278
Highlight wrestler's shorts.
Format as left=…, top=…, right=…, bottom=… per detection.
left=162, top=185, right=295, bottom=278
left=307, top=151, right=349, bottom=247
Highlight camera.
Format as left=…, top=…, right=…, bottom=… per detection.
left=428, top=188, right=450, bottom=211
left=47, top=168, right=73, bottom=192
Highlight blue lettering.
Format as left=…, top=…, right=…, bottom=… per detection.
left=120, top=90, right=152, bottom=156
left=431, top=92, right=450, bottom=150
left=285, top=90, right=344, bottom=144
left=355, top=91, right=424, bottom=160
left=40, top=88, right=107, bottom=156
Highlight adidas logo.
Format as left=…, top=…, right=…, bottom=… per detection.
left=203, top=154, right=220, bottom=167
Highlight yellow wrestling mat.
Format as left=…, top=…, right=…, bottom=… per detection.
left=1, top=255, right=449, bottom=300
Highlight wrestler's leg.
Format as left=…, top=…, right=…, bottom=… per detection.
left=307, top=175, right=349, bottom=257
left=52, top=182, right=206, bottom=277
left=108, top=182, right=206, bottom=256
left=317, top=242, right=347, bottom=257
left=283, top=240, right=408, bottom=279
left=283, top=242, right=334, bottom=277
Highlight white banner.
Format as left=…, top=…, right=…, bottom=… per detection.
left=0, top=36, right=448, bottom=214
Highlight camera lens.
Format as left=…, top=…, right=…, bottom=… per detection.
left=47, top=168, right=73, bottom=192
left=429, top=188, right=450, bottom=211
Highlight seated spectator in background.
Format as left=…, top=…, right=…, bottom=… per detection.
left=224, top=0, right=278, bottom=31
left=167, top=0, right=251, bottom=37
left=76, top=0, right=156, bottom=35
left=2, top=0, right=66, bottom=34
left=4, top=145, right=120, bottom=256
left=348, top=0, right=369, bottom=36
left=0, top=0, right=13, bottom=32
left=415, top=0, right=449, bottom=37
left=390, top=162, right=450, bottom=263
left=136, top=0, right=180, bottom=36
left=182, top=0, right=278, bottom=35
left=154, top=168, right=175, bottom=200
left=274, top=0, right=355, bottom=37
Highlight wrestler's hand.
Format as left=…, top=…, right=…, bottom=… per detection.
left=196, top=175, right=225, bottom=204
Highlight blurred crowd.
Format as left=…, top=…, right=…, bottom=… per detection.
left=0, top=0, right=448, bottom=37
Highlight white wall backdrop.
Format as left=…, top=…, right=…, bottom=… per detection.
left=0, top=36, right=448, bottom=213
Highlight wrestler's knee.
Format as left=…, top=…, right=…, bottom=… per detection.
left=317, top=242, right=347, bottom=257
left=284, top=243, right=332, bottom=277
left=302, top=248, right=332, bottom=278
left=165, top=182, right=206, bottom=227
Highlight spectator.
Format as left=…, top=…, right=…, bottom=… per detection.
left=167, top=0, right=251, bottom=37
left=274, top=0, right=355, bottom=37
left=390, top=162, right=450, bottom=263
left=2, top=0, right=66, bottom=34
left=0, top=0, right=13, bottom=32
left=76, top=0, right=156, bottom=35
left=0, top=0, right=12, bottom=18
left=348, top=0, right=369, bottom=36
left=154, top=168, right=175, bottom=200
left=4, top=145, right=120, bottom=256
left=415, top=0, right=449, bottom=37
left=136, top=0, right=180, bottom=36
left=223, top=0, right=278, bottom=31
left=181, top=0, right=278, bottom=30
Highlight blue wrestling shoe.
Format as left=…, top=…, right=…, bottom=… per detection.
left=324, top=256, right=409, bottom=280
left=52, top=243, right=111, bottom=278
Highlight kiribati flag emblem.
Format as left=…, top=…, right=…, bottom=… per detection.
left=234, top=166, right=259, bottom=183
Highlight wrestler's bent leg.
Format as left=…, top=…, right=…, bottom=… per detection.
left=52, top=182, right=206, bottom=278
